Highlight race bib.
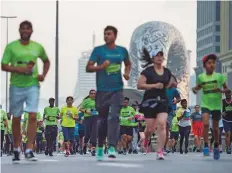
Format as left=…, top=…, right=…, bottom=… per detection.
left=105, top=64, right=121, bottom=75
left=47, top=116, right=56, bottom=122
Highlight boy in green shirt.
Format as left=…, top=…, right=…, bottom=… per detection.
left=192, top=54, right=229, bottom=160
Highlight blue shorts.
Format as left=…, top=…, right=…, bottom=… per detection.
left=223, top=120, right=232, bottom=133
left=9, top=85, right=40, bottom=117
left=62, top=127, right=75, bottom=141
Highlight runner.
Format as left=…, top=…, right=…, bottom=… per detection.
left=137, top=48, right=172, bottom=160
left=165, top=75, right=181, bottom=153
left=191, top=105, right=203, bottom=152
left=35, top=120, right=44, bottom=154
left=86, top=26, right=131, bottom=161
left=176, top=99, right=191, bottom=154
left=169, top=114, right=179, bottom=153
left=80, top=89, right=98, bottom=156
left=1, top=105, right=8, bottom=157
left=77, top=111, right=85, bottom=155
left=119, top=97, right=136, bottom=155
left=60, top=96, right=78, bottom=157
left=5, top=113, right=13, bottom=156
left=43, top=98, right=60, bottom=156
left=1, top=20, right=50, bottom=163
left=222, top=90, right=232, bottom=154
left=192, top=54, right=228, bottom=160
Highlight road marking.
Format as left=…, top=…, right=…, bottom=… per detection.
left=96, top=162, right=143, bottom=168
left=40, top=159, right=58, bottom=162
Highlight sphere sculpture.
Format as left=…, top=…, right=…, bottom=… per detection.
left=128, top=21, right=190, bottom=100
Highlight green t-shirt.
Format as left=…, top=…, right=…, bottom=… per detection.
left=120, top=106, right=137, bottom=127
left=61, top=106, right=78, bottom=127
left=24, top=112, right=42, bottom=129
left=171, top=116, right=179, bottom=132
left=0, top=109, right=7, bottom=131
left=43, top=106, right=60, bottom=126
left=1, top=40, right=48, bottom=87
left=197, top=72, right=226, bottom=111
left=80, top=98, right=97, bottom=117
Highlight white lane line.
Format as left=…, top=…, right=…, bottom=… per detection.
left=96, top=162, right=143, bottom=168
left=40, top=159, right=58, bottom=162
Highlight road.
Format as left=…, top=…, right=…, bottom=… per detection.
left=1, top=152, right=232, bottom=173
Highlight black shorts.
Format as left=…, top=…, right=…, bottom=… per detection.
left=170, top=131, right=179, bottom=140
left=140, top=102, right=169, bottom=119
left=120, top=126, right=133, bottom=136
left=78, top=129, right=85, bottom=138
left=201, top=108, right=221, bottom=121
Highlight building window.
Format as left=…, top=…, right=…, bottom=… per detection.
left=215, top=36, right=220, bottom=42
left=216, top=46, right=220, bottom=53
left=215, top=25, right=220, bottom=31
left=215, top=1, right=220, bottom=21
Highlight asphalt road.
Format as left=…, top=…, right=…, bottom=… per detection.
left=1, top=152, right=232, bottom=173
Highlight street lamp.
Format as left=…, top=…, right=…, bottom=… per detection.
left=55, top=0, right=59, bottom=107
left=1, top=16, right=17, bottom=112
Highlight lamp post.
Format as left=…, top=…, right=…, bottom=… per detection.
left=1, top=16, right=17, bottom=112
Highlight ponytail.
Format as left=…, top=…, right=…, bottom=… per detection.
left=140, top=48, right=153, bottom=68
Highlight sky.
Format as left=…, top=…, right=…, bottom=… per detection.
left=0, top=0, right=197, bottom=105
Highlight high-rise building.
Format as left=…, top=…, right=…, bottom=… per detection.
left=195, top=1, right=221, bottom=104
left=219, top=1, right=232, bottom=89
left=74, top=51, right=96, bottom=101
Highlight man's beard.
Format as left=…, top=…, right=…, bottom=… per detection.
left=20, top=34, right=31, bottom=41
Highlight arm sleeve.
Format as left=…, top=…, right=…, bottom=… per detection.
left=1, top=45, right=12, bottom=65
left=123, top=48, right=129, bottom=61
left=89, top=48, right=98, bottom=62
left=140, top=68, right=149, bottom=78
left=39, top=45, right=48, bottom=61
left=220, top=74, right=227, bottom=86
left=197, top=75, right=201, bottom=85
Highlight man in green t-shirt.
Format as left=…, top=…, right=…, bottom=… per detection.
left=1, top=21, right=50, bottom=163
left=119, top=97, right=136, bottom=155
left=192, top=54, right=229, bottom=160
left=43, top=98, right=60, bottom=156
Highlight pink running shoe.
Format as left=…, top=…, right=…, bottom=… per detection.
left=157, top=151, right=164, bottom=160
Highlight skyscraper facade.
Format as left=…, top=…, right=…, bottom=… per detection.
left=219, top=1, right=232, bottom=89
left=195, top=1, right=221, bottom=104
left=74, top=51, right=96, bottom=101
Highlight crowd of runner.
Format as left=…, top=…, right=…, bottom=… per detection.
left=0, top=21, right=232, bottom=164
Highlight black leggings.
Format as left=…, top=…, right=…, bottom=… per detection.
left=1, top=130, right=4, bottom=151
left=210, top=127, right=223, bottom=145
left=36, top=133, right=43, bottom=153
left=179, top=126, right=191, bottom=150
left=84, top=116, right=97, bottom=147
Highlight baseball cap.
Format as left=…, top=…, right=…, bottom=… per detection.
left=202, top=54, right=217, bottom=67
left=151, top=49, right=164, bottom=57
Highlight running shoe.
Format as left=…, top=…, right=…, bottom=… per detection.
left=180, top=148, right=183, bottom=154
left=91, top=148, right=96, bottom=156
left=184, top=149, right=188, bottom=154
left=219, top=147, right=223, bottom=153
left=49, top=151, right=53, bottom=156
left=79, top=150, right=83, bottom=155
left=203, top=147, right=210, bottom=156
left=108, top=146, right=116, bottom=159
left=83, top=145, right=87, bottom=154
left=156, top=151, right=164, bottom=160
left=96, top=147, right=104, bottom=161
left=25, top=151, right=38, bottom=161
left=45, top=149, right=48, bottom=156
left=213, top=148, right=220, bottom=160
left=64, top=150, right=70, bottom=157
left=226, top=147, right=231, bottom=154
left=12, top=151, right=20, bottom=164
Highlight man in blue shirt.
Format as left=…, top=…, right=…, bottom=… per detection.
left=164, top=75, right=181, bottom=153
left=86, top=26, right=131, bottom=161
